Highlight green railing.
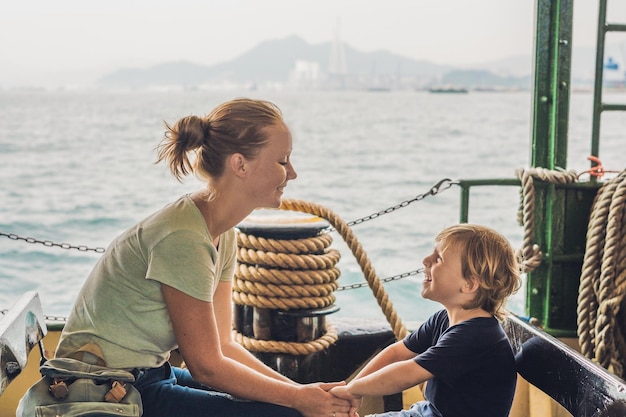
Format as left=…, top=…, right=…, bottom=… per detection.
left=457, top=178, right=521, bottom=223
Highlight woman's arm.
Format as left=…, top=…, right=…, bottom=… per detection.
left=162, top=283, right=350, bottom=417
left=212, top=280, right=294, bottom=383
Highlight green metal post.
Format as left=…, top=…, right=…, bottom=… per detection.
left=527, top=0, right=576, bottom=336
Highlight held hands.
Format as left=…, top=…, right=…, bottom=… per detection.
left=330, top=384, right=362, bottom=417
left=294, top=381, right=360, bottom=417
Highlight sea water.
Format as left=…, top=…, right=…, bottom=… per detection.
left=1, top=89, right=625, bottom=325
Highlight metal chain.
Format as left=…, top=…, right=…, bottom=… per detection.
left=0, top=178, right=458, bottom=254
left=328, top=178, right=458, bottom=231
left=0, top=268, right=424, bottom=317
left=0, top=309, right=68, bottom=322
left=325, top=179, right=454, bottom=291
left=337, top=268, right=423, bottom=291
left=43, top=315, right=69, bottom=322
left=0, top=232, right=106, bottom=253
left=0, top=178, right=452, bottom=306
left=1, top=180, right=450, bottom=320
left=3, top=268, right=417, bottom=320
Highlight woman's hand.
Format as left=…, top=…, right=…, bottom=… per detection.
left=293, top=382, right=356, bottom=417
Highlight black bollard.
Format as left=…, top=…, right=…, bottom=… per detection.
left=234, top=211, right=340, bottom=382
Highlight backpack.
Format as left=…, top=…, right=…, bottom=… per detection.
left=16, top=357, right=143, bottom=417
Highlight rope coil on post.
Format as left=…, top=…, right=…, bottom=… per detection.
left=232, top=199, right=408, bottom=357
left=233, top=219, right=340, bottom=354
left=234, top=324, right=340, bottom=355
left=233, top=232, right=341, bottom=311
left=578, top=170, right=626, bottom=379
left=515, top=167, right=578, bottom=272
left=278, top=199, right=408, bottom=340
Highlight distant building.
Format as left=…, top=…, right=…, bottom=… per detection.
left=329, top=22, right=347, bottom=76
left=288, top=60, right=321, bottom=89
left=327, top=19, right=348, bottom=90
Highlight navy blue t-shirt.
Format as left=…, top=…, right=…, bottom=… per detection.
left=404, top=309, right=516, bottom=417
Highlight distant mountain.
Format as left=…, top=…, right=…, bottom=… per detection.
left=97, top=35, right=454, bottom=89
left=472, top=55, right=534, bottom=77
left=99, top=61, right=215, bottom=88
left=439, top=69, right=531, bottom=89
left=99, top=34, right=605, bottom=90
left=200, top=35, right=328, bottom=82
left=97, top=34, right=606, bottom=91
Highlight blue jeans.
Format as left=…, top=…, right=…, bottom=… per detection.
left=365, top=401, right=442, bottom=417
left=133, top=362, right=303, bottom=417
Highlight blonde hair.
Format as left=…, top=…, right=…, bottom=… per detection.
left=436, top=224, right=521, bottom=319
left=156, top=98, right=284, bottom=182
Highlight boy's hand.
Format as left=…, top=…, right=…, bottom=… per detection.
left=330, top=385, right=362, bottom=417
left=293, top=382, right=352, bottom=417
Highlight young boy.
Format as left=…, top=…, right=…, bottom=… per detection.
left=332, top=224, right=521, bottom=417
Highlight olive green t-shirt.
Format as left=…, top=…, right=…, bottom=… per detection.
left=55, top=194, right=236, bottom=369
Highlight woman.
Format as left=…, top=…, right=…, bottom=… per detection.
left=55, top=98, right=352, bottom=417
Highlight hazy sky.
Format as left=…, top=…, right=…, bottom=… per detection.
left=2, top=0, right=626, bottom=87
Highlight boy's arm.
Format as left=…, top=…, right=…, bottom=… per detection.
left=345, top=360, right=433, bottom=397
left=332, top=340, right=432, bottom=403
left=353, top=340, right=417, bottom=380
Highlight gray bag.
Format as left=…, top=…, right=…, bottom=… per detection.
left=16, top=358, right=143, bottom=417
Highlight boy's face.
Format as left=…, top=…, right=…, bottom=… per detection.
left=421, top=239, right=469, bottom=306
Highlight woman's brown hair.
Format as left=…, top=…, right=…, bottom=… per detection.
left=156, top=98, right=284, bottom=182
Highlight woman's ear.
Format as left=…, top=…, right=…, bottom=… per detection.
left=229, top=153, right=247, bottom=177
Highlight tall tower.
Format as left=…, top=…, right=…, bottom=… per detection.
left=328, top=18, right=347, bottom=75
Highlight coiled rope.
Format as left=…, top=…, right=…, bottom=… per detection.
left=578, top=170, right=626, bottom=379
left=234, top=232, right=340, bottom=310
left=233, top=199, right=408, bottom=355
left=517, top=165, right=626, bottom=378
left=515, top=167, right=578, bottom=272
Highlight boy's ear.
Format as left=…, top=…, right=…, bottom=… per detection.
left=462, top=277, right=480, bottom=293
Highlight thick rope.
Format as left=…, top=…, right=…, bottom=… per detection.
left=578, top=182, right=612, bottom=357
left=233, top=213, right=342, bottom=354
left=236, top=264, right=341, bottom=285
left=279, top=199, right=408, bottom=340
left=515, top=166, right=626, bottom=377
left=578, top=170, right=626, bottom=378
left=237, top=247, right=341, bottom=270
left=515, top=167, right=578, bottom=272
left=232, top=199, right=407, bottom=355
left=233, top=324, right=338, bottom=355
left=234, top=228, right=340, bottom=310
left=237, top=232, right=333, bottom=254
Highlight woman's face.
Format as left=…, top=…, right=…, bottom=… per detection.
left=245, top=123, right=297, bottom=208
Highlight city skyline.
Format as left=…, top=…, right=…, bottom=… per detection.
left=2, top=1, right=626, bottom=88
